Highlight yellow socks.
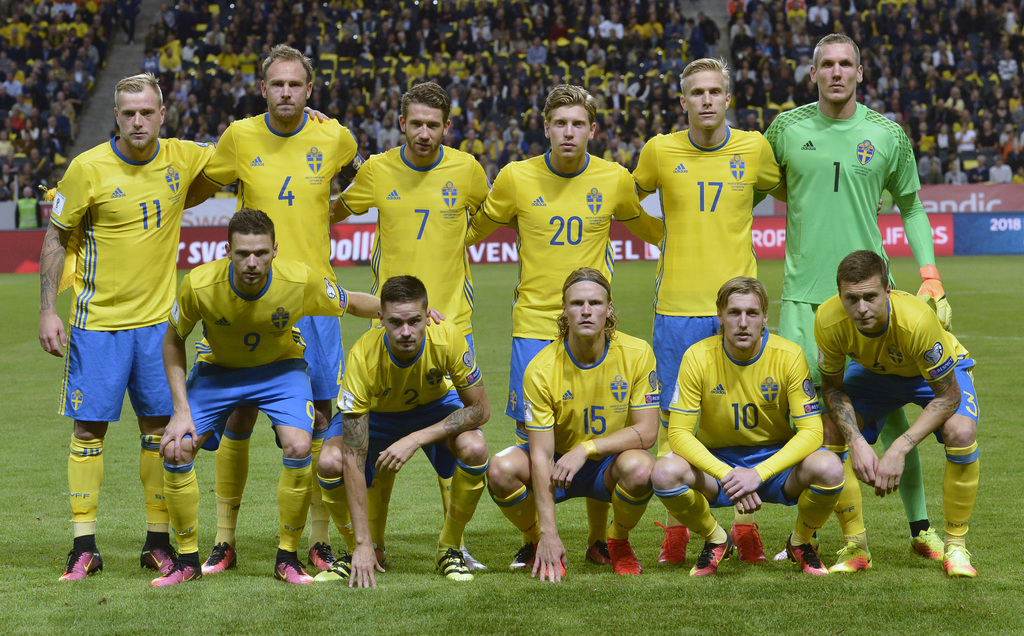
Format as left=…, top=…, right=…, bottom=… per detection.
left=793, top=481, right=845, bottom=545
left=164, top=461, right=200, bottom=554
left=68, top=435, right=103, bottom=536
left=438, top=461, right=487, bottom=549
left=139, top=434, right=169, bottom=532
left=316, top=472, right=354, bottom=551
left=278, top=455, right=312, bottom=552
left=308, top=435, right=331, bottom=547
left=943, top=442, right=979, bottom=543
left=491, top=484, right=540, bottom=543
left=214, top=430, right=250, bottom=547
left=586, top=498, right=611, bottom=545
left=826, top=443, right=867, bottom=544
left=654, top=484, right=718, bottom=539
left=609, top=485, right=652, bottom=540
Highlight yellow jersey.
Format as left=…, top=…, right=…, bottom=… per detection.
left=668, top=330, right=823, bottom=481
left=633, top=128, right=782, bottom=316
left=201, top=114, right=362, bottom=282
left=814, top=289, right=969, bottom=381
left=481, top=152, right=645, bottom=339
left=338, top=319, right=482, bottom=414
left=523, top=332, right=659, bottom=455
left=51, top=137, right=215, bottom=330
left=169, top=258, right=349, bottom=368
left=336, top=145, right=489, bottom=335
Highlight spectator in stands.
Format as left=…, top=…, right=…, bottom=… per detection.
left=967, top=155, right=990, bottom=184
left=988, top=154, right=1013, bottom=184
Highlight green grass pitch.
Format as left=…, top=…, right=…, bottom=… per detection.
left=1, top=255, right=1021, bottom=634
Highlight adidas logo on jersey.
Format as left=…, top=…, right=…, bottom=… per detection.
left=673, top=163, right=688, bottom=173
left=532, top=196, right=546, bottom=206
left=386, top=190, right=401, bottom=200
left=801, top=141, right=816, bottom=150
left=250, top=157, right=265, bottom=166
left=111, top=188, right=126, bottom=198
left=562, top=390, right=573, bottom=401
left=215, top=317, right=230, bottom=326
left=711, top=384, right=726, bottom=395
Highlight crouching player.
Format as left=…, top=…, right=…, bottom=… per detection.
left=315, top=275, right=490, bottom=587
left=487, top=268, right=659, bottom=581
left=155, top=208, right=379, bottom=586
left=815, top=250, right=979, bottom=577
left=652, top=277, right=844, bottom=576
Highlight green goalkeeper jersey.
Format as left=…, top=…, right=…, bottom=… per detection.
left=765, top=102, right=921, bottom=304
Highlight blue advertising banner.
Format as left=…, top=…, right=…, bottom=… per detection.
left=954, top=213, right=1024, bottom=255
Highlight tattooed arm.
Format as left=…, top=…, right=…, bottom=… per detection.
left=874, top=371, right=961, bottom=496
left=821, top=370, right=879, bottom=486
left=341, top=412, right=380, bottom=587
left=374, top=382, right=490, bottom=473
left=39, top=223, right=73, bottom=357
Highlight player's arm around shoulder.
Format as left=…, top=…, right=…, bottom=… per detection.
left=631, top=134, right=659, bottom=201
left=330, top=149, right=375, bottom=224
left=468, top=161, right=516, bottom=246
left=614, top=165, right=664, bottom=245
left=755, top=132, right=787, bottom=202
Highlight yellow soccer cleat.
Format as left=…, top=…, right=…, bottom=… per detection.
left=828, top=542, right=872, bottom=573
left=910, top=528, right=944, bottom=561
left=437, top=547, right=474, bottom=582
left=942, top=545, right=977, bottom=578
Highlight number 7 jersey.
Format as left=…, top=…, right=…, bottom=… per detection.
left=50, top=138, right=215, bottom=330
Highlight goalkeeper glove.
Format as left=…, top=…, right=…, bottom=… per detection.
left=916, top=264, right=952, bottom=330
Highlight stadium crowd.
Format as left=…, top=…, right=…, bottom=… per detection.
left=3, top=0, right=1024, bottom=202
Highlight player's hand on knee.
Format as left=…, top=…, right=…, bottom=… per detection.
left=427, top=307, right=446, bottom=324
left=721, top=467, right=761, bottom=500
left=161, top=414, right=197, bottom=462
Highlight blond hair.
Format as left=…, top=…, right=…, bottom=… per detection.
left=716, top=277, right=769, bottom=315
left=114, top=73, right=163, bottom=108
left=543, top=85, right=597, bottom=125
left=812, top=33, right=861, bottom=68
left=556, top=267, right=617, bottom=341
left=680, top=57, right=731, bottom=94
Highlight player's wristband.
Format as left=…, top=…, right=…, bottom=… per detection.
left=581, top=440, right=600, bottom=460
left=920, top=264, right=941, bottom=282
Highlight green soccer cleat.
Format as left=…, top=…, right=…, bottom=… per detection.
left=437, top=547, right=474, bottom=581
left=829, top=542, right=872, bottom=573
left=313, top=553, right=352, bottom=582
left=910, top=528, right=944, bottom=561
left=689, top=536, right=734, bottom=577
left=943, top=545, right=977, bottom=578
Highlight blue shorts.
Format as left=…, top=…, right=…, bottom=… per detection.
left=516, top=442, right=616, bottom=502
left=653, top=314, right=719, bottom=410
left=60, top=324, right=172, bottom=421
left=705, top=444, right=799, bottom=508
left=298, top=315, right=343, bottom=401
left=186, top=358, right=315, bottom=451
left=506, top=337, right=551, bottom=425
left=844, top=358, right=979, bottom=445
left=326, top=391, right=464, bottom=486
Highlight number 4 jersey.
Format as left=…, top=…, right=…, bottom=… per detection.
left=51, top=138, right=215, bottom=330
left=764, top=102, right=921, bottom=304
left=201, top=114, right=362, bottom=284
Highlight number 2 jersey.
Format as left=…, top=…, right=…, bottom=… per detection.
left=764, top=102, right=921, bottom=304
left=481, top=152, right=645, bottom=339
left=50, top=137, right=215, bottom=330
left=201, top=114, right=361, bottom=284
left=523, top=332, right=659, bottom=454
left=667, top=330, right=823, bottom=481
left=169, top=258, right=350, bottom=369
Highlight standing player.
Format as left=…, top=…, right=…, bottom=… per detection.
left=487, top=268, right=659, bottom=580
left=633, top=57, right=784, bottom=565
left=815, top=251, right=979, bottom=577
left=329, top=81, right=490, bottom=570
left=468, top=85, right=663, bottom=566
left=155, top=208, right=380, bottom=586
left=652, top=277, right=843, bottom=577
left=315, top=276, right=490, bottom=587
left=185, top=44, right=363, bottom=574
left=38, top=73, right=214, bottom=581
left=764, top=33, right=950, bottom=571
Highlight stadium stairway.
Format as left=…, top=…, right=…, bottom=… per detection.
left=69, top=0, right=165, bottom=156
